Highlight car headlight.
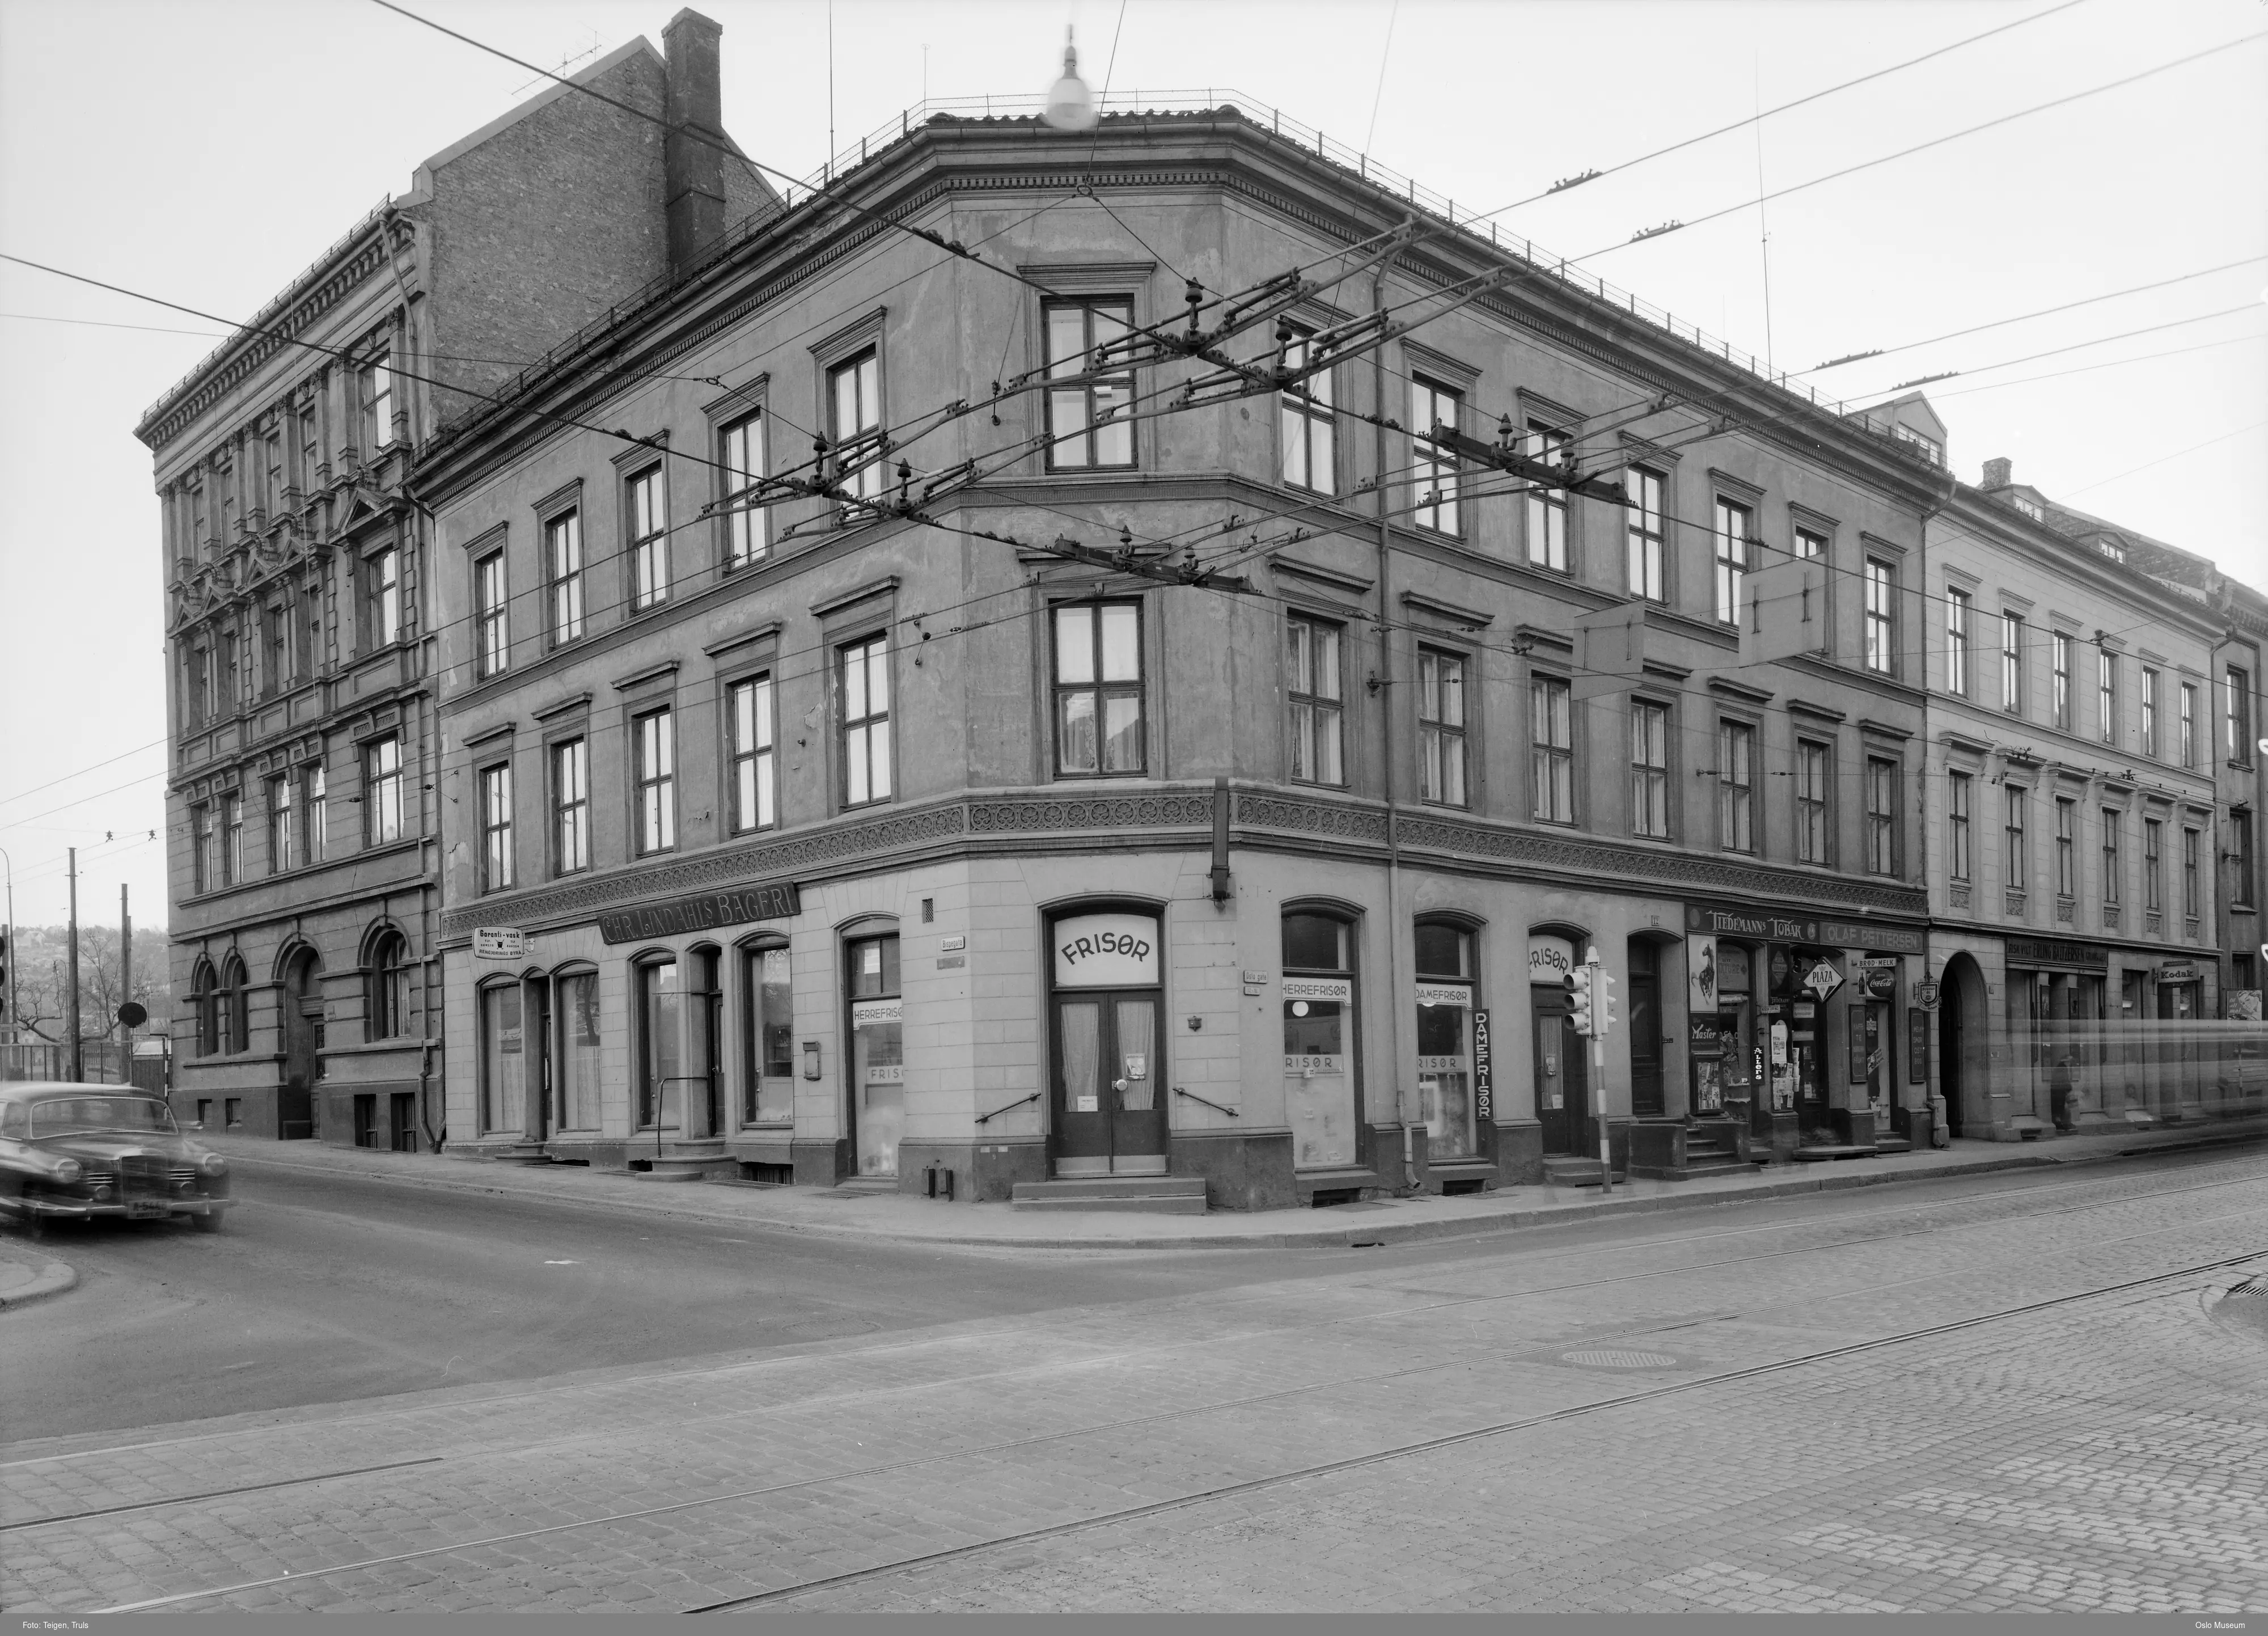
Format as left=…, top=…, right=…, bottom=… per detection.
left=198, top=1153, right=228, bottom=1177
left=52, top=1159, right=83, bottom=1186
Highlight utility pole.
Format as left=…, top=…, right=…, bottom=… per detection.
left=120, top=883, right=133, bottom=1068
left=67, top=847, right=82, bottom=1083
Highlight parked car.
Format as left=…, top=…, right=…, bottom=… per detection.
left=0, top=1083, right=232, bottom=1233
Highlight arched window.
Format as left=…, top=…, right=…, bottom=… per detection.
left=634, top=952, right=681, bottom=1130
left=478, top=978, right=524, bottom=1136
left=219, top=952, right=251, bottom=1054
left=191, top=958, right=219, bottom=1058
left=739, top=937, right=794, bottom=1126
left=365, top=927, right=411, bottom=1041
left=553, top=964, right=603, bottom=1131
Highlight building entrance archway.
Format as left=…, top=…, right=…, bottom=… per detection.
left=280, top=949, right=323, bottom=1140
left=1938, top=952, right=1989, bottom=1139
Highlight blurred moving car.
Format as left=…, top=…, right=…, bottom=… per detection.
left=0, top=1083, right=232, bottom=1233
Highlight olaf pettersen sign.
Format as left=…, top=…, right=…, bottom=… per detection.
left=597, top=881, right=801, bottom=945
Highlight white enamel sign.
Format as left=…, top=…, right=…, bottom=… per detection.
left=1052, top=914, right=1161, bottom=988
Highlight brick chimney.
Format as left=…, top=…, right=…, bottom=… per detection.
left=1980, top=456, right=2012, bottom=492
left=663, top=9, right=727, bottom=276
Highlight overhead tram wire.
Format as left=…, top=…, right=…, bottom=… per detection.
left=1927, top=329, right=2268, bottom=402
left=1794, top=254, right=2268, bottom=377
left=1468, top=0, right=2092, bottom=221
left=1554, top=32, right=2268, bottom=268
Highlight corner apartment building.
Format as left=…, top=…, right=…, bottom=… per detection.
left=1917, top=444, right=2247, bottom=1137
left=422, top=86, right=1956, bottom=1210
left=141, top=13, right=773, bottom=1146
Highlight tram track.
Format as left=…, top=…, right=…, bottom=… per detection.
left=82, top=1242, right=2267, bottom=1616
left=5, top=1152, right=2261, bottom=1541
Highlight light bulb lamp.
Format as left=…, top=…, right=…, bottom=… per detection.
left=1043, top=27, right=1097, bottom=132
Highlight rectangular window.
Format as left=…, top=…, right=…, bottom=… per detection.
left=839, top=635, right=892, bottom=806
left=727, top=674, right=776, bottom=833
left=306, top=762, right=327, bottom=863
left=303, top=577, right=323, bottom=679
left=2145, top=818, right=2164, bottom=911
left=1531, top=676, right=1574, bottom=824
left=219, top=796, right=239, bottom=887
left=2227, top=667, right=2252, bottom=763
left=2051, top=631, right=2071, bottom=728
left=1945, top=587, right=1971, bottom=696
left=1948, top=771, right=1972, bottom=882
left=361, top=349, right=393, bottom=451
left=2181, top=682, right=2198, bottom=766
left=221, top=628, right=241, bottom=711
left=2140, top=667, right=2159, bottom=758
left=1053, top=602, right=1145, bottom=776
left=1286, top=615, right=1344, bottom=787
left=1795, top=739, right=1830, bottom=864
left=2102, top=808, right=2121, bottom=904
left=475, top=549, right=507, bottom=678
left=553, top=739, right=590, bottom=874
left=1868, top=757, right=1899, bottom=876
left=1411, top=377, right=1461, bottom=536
left=2098, top=650, right=2118, bottom=745
left=259, top=599, right=286, bottom=697
left=1719, top=720, right=1755, bottom=852
left=2056, top=798, right=2076, bottom=898
left=1524, top=424, right=1570, bottom=571
left=1045, top=298, right=1136, bottom=470
left=480, top=763, right=514, bottom=892
left=263, top=430, right=284, bottom=513
left=1631, top=700, right=1669, bottom=839
left=366, top=547, right=401, bottom=647
left=1417, top=649, right=1467, bottom=808
left=298, top=404, right=320, bottom=492
left=269, top=775, right=295, bottom=874
left=627, top=466, right=668, bottom=611
left=191, top=804, right=213, bottom=894
left=1712, top=498, right=1750, bottom=624
left=634, top=708, right=676, bottom=854
left=365, top=735, right=403, bottom=844
left=2004, top=786, right=2027, bottom=892
left=1626, top=467, right=1665, bottom=602
left=1278, top=328, right=1335, bottom=492
left=2235, top=810, right=2256, bottom=908
left=2184, top=826, right=2201, bottom=918
left=720, top=412, right=766, bottom=568
left=1863, top=559, right=1895, bottom=675
left=189, top=642, right=212, bottom=726
left=546, top=510, right=585, bottom=645
left=828, top=348, right=885, bottom=502
left=2003, top=613, right=2026, bottom=713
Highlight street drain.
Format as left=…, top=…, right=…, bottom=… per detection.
left=2227, top=1276, right=2268, bottom=1297
left=1559, top=1347, right=1679, bottom=1370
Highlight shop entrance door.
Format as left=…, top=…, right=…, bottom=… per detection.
left=1627, top=944, right=1664, bottom=1118
left=1533, top=988, right=1588, bottom=1156
left=279, top=951, right=322, bottom=1141
left=1051, top=991, right=1165, bottom=1175
left=525, top=976, right=552, bottom=1141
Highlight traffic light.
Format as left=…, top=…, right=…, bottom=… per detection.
left=1594, top=967, right=1617, bottom=1037
left=1565, top=966, right=1593, bottom=1036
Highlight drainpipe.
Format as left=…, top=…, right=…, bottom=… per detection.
left=1374, top=229, right=1420, bottom=1194
left=1918, top=471, right=1957, bottom=1147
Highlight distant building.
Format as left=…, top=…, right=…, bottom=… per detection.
left=139, top=12, right=772, bottom=1146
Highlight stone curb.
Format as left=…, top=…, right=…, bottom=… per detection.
left=214, top=1127, right=2266, bottom=1253
left=0, top=1249, right=79, bottom=1311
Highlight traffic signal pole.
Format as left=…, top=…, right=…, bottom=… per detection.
left=1592, top=951, right=1611, bottom=1195
left=67, top=847, right=82, bottom=1083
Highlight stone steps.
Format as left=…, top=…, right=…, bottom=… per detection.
left=1012, top=1176, right=1208, bottom=1215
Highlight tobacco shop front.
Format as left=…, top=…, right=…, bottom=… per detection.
left=1682, top=902, right=1929, bottom=1157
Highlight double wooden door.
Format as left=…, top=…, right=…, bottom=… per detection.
left=1051, top=990, right=1165, bottom=1174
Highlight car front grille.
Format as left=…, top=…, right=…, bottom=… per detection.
left=120, top=1154, right=168, bottom=1200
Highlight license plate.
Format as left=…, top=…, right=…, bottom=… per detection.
left=124, top=1200, right=170, bottom=1220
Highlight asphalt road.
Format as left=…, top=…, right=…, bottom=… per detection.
left=5, top=1145, right=2262, bottom=1446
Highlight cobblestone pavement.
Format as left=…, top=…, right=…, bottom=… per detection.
left=4, top=1155, right=2264, bottom=1616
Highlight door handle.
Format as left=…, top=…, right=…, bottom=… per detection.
left=1112, top=1078, right=1129, bottom=1093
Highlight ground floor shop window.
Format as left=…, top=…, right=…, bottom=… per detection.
left=742, top=943, right=794, bottom=1125
left=1414, top=923, right=1478, bottom=1159
left=557, top=969, right=602, bottom=1130
left=1283, top=911, right=1357, bottom=1169
left=480, top=982, right=524, bottom=1135
left=848, top=933, right=902, bottom=1175
left=637, top=957, right=682, bottom=1130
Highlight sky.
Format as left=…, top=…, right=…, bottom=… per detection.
left=0, top=0, right=2262, bottom=931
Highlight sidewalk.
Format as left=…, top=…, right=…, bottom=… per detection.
left=195, top=1116, right=2268, bottom=1252
left=0, top=1242, right=78, bottom=1309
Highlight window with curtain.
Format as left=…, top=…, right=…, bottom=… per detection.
left=1531, top=676, right=1573, bottom=824
left=1631, top=700, right=1669, bottom=839
left=1625, top=467, right=1665, bottom=602
left=1286, top=615, right=1344, bottom=786
left=839, top=635, right=892, bottom=806
left=728, top=675, right=776, bottom=832
left=1410, top=378, right=1461, bottom=535
left=1053, top=602, right=1144, bottom=775
left=1524, top=424, right=1570, bottom=572
left=1417, top=649, right=1467, bottom=808
left=720, top=412, right=766, bottom=567
left=1279, top=328, right=1335, bottom=492
left=1044, top=299, right=1136, bottom=470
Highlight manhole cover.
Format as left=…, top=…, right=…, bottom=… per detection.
left=1559, top=1348, right=1679, bottom=1370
